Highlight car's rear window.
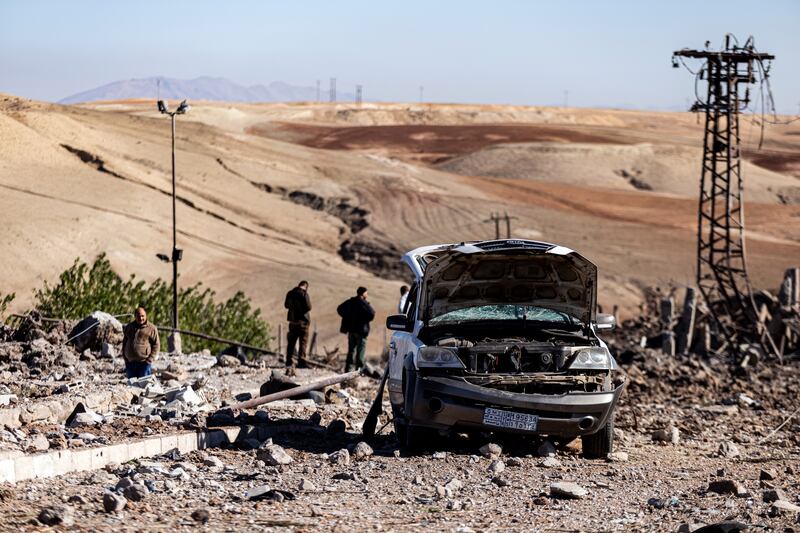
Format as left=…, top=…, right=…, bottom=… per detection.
left=429, top=304, right=574, bottom=325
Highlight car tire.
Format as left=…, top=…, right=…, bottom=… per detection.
left=581, top=413, right=614, bottom=459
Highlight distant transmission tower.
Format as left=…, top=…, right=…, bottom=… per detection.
left=329, top=78, right=336, bottom=103
left=355, top=85, right=363, bottom=106
left=673, top=35, right=779, bottom=359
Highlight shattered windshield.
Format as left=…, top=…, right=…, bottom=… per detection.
left=429, top=304, right=576, bottom=325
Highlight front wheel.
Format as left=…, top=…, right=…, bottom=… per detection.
left=581, top=413, right=614, bottom=459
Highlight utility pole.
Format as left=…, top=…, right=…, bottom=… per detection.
left=484, top=213, right=501, bottom=239
left=502, top=211, right=518, bottom=238
left=329, top=78, right=336, bottom=103
left=673, top=35, right=779, bottom=360
left=355, top=85, right=362, bottom=106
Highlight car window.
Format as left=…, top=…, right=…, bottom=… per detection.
left=428, top=304, right=574, bottom=325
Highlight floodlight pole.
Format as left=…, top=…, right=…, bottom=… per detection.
left=170, top=113, right=178, bottom=331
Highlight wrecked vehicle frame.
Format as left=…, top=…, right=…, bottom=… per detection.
left=385, top=239, right=625, bottom=458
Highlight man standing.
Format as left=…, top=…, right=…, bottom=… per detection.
left=337, top=286, right=375, bottom=372
left=122, top=306, right=160, bottom=379
left=398, top=285, right=409, bottom=314
left=284, top=280, right=311, bottom=367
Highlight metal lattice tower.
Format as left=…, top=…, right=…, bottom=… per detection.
left=355, top=85, right=362, bottom=105
left=673, top=36, right=777, bottom=357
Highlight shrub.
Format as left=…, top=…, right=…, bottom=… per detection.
left=33, top=254, right=271, bottom=354
left=0, top=292, right=14, bottom=319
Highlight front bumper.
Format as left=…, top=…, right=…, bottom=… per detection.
left=405, top=373, right=625, bottom=438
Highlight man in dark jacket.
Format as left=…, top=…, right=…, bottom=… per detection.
left=284, top=281, right=311, bottom=367
left=337, top=286, right=375, bottom=372
left=122, top=306, right=160, bottom=379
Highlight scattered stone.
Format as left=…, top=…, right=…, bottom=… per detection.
left=332, top=472, right=356, bottom=480
left=328, top=448, right=350, bottom=466
left=762, top=488, right=788, bottom=503
left=37, top=505, right=74, bottom=526
left=537, top=440, right=556, bottom=457
left=327, top=419, right=347, bottom=436
left=444, top=478, right=463, bottom=493
left=352, top=441, right=373, bottom=460
left=491, top=477, right=509, bottom=487
left=103, top=491, right=127, bottom=512
left=488, top=460, right=505, bottom=475
left=299, top=478, right=317, bottom=491
left=707, top=480, right=748, bottom=497
left=550, top=482, right=587, bottom=499
left=769, top=500, right=800, bottom=516
left=479, top=442, right=502, bottom=458
left=652, top=425, right=680, bottom=444
left=718, top=441, right=740, bottom=458
left=432, top=451, right=447, bottom=460
left=122, top=484, right=148, bottom=502
left=203, top=456, right=224, bottom=469
left=115, top=477, right=136, bottom=491
left=540, top=456, right=562, bottom=468
left=67, top=495, right=87, bottom=505
left=607, top=451, right=629, bottom=462
left=245, top=485, right=272, bottom=501
left=507, top=457, right=523, bottom=467
left=28, top=433, right=50, bottom=452
left=257, top=444, right=293, bottom=466
left=216, top=355, right=241, bottom=367
left=190, top=509, right=210, bottom=524
left=759, top=468, right=776, bottom=481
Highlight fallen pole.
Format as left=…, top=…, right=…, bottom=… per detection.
left=157, top=325, right=279, bottom=356
left=229, top=370, right=361, bottom=410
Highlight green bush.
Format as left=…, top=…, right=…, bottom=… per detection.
left=33, top=254, right=271, bottom=354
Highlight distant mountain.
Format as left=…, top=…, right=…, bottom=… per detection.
left=59, top=76, right=357, bottom=104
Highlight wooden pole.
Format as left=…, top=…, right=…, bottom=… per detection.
left=229, top=370, right=361, bottom=410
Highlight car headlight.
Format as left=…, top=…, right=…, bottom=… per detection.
left=567, top=347, right=617, bottom=370
left=415, top=347, right=465, bottom=369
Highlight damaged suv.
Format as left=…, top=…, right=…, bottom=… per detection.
left=385, top=239, right=625, bottom=458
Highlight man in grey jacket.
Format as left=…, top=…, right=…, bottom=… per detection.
left=284, top=281, right=311, bottom=367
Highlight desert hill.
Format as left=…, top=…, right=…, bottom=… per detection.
left=2, top=95, right=799, bottom=354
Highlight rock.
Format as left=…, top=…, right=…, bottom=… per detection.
left=68, top=312, right=123, bottom=353
left=352, top=441, right=373, bottom=460
left=491, top=477, right=509, bottom=487
left=718, top=441, right=740, bottom=458
left=550, top=482, right=587, bottom=499
left=246, top=486, right=295, bottom=502
left=607, top=451, right=628, bottom=462
left=216, top=354, right=241, bottom=367
left=67, top=495, right=87, bottom=505
left=735, top=392, right=760, bottom=409
left=28, top=433, right=50, bottom=451
left=100, top=342, right=115, bottom=358
left=432, top=451, right=447, bottom=460
left=37, top=505, right=74, bottom=526
left=479, top=442, right=502, bottom=458
left=770, top=500, right=800, bottom=516
left=506, top=457, right=523, bottom=467
left=328, top=448, right=350, bottom=466
left=537, top=440, right=556, bottom=457
left=540, top=456, right=562, bottom=468
left=327, top=419, right=347, bottom=435
left=203, top=456, right=224, bottom=469
left=122, top=484, right=148, bottom=502
left=332, top=472, right=356, bottom=480
left=299, top=478, right=317, bottom=491
left=689, top=522, right=747, bottom=533
left=444, top=478, right=463, bottom=493
left=257, top=444, right=293, bottom=466
left=245, top=485, right=272, bottom=501
left=707, top=480, right=748, bottom=497
left=488, top=460, right=505, bottom=475
left=67, top=408, right=104, bottom=427
left=759, top=468, right=776, bottom=481
left=307, top=390, right=326, bottom=405
left=762, top=488, right=788, bottom=503
left=115, top=477, right=136, bottom=491
left=103, top=491, right=127, bottom=512
left=191, top=509, right=210, bottom=524
left=652, top=425, right=680, bottom=444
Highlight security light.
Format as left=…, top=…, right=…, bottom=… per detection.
left=157, top=100, right=169, bottom=114
left=176, top=100, right=190, bottom=114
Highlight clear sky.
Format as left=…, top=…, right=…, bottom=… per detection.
left=1, top=0, right=798, bottom=112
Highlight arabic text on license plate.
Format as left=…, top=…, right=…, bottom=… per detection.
left=482, top=407, right=538, bottom=431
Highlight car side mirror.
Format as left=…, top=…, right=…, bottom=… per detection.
left=595, top=313, right=616, bottom=331
left=386, top=314, right=411, bottom=332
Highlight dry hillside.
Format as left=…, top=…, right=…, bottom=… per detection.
left=2, top=95, right=799, bottom=354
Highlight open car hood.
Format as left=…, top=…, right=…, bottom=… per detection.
left=419, top=240, right=597, bottom=325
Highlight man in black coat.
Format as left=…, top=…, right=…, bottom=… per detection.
left=337, top=286, right=375, bottom=372
left=284, top=280, right=311, bottom=367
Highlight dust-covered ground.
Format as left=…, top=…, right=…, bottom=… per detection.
left=1, top=350, right=799, bottom=532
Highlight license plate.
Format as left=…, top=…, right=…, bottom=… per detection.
left=482, top=407, right=539, bottom=431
